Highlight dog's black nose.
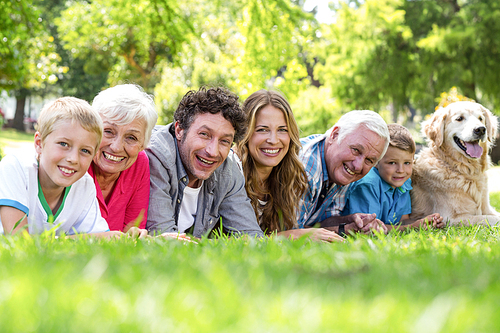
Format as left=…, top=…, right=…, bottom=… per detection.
left=474, top=126, right=486, bottom=137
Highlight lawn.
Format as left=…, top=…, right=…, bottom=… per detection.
left=0, top=128, right=34, bottom=143
left=1, top=215, right=500, bottom=332
left=0, top=128, right=34, bottom=158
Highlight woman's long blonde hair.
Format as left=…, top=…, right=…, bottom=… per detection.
left=236, top=90, right=308, bottom=233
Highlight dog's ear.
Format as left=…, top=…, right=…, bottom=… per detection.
left=480, top=104, right=498, bottom=144
left=423, top=110, right=446, bottom=147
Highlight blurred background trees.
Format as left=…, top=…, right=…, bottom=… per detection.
left=2, top=0, right=500, bottom=138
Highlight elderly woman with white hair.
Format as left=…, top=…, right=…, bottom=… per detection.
left=89, top=84, right=158, bottom=233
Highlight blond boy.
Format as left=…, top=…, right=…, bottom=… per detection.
left=0, top=97, right=121, bottom=236
left=342, top=123, right=444, bottom=230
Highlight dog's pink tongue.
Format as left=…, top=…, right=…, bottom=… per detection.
left=465, top=142, right=483, bottom=158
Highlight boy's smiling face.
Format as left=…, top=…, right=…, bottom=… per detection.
left=376, top=146, right=414, bottom=189
left=35, top=120, right=99, bottom=192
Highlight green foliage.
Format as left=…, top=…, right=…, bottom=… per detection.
left=56, top=0, right=196, bottom=91
left=291, top=86, right=343, bottom=137
left=315, top=0, right=500, bottom=121
left=416, top=0, right=500, bottom=108
left=154, top=0, right=315, bottom=122
left=35, top=0, right=109, bottom=102
left=436, top=86, right=474, bottom=110
left=0, top=1, right=65, bottom=91
left=315, top=0, right=415, bottom=118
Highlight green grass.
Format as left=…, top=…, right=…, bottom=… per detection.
left=490, top=192, right=500, bottom=208
left=0, top=128, right=34, bottom=142
left=2, top=218, right=500, bottom=332
left=0, top=129, right=34, bottom=159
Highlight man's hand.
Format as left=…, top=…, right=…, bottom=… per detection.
left=360, top=218, right=388, bottom=234
left=344, top=213, right=388, bottom=235
left=159, top=232, right=198, bottom=243
left=347, top=213, right=377, bottom=229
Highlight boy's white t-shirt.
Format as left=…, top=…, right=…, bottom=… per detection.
left=177, top=183, right=202, bottom=233
left=0, top=153, right=109, bottom=235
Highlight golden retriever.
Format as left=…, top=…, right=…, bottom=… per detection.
left=410, top=101, right=500, bottom=226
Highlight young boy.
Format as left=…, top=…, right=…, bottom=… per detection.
left=0, top=97, right=121, bottom=236
left=342, top=123, right=444, bottom=230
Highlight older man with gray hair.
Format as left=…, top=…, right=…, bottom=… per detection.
left=297, top=110, right=390, bottom=236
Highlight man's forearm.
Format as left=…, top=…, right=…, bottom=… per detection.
left=316, top=215, right=351, bottom=228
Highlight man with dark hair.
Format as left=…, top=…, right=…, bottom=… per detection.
left=146, top=87, right=264, bottom=238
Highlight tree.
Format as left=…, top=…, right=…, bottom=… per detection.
left=154, top=0, right=316, bottom=122
left=1, top=1, right=65, bottom=131
left=416, top=0, right=500, bottom=110
left=314, top=0, right=500, bottom=126
left=37, top=0, right=108, bottom=102
left=0, top=1, right=37, bottom=90
left=314, top=0, right=417, bottom=121
left=56, top=0, right=196, bottom=92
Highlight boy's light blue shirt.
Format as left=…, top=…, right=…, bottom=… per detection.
left=341, top=167, right=412, bottom=224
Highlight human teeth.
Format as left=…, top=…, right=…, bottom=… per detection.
left=344, top=165, right=354, bottom=175
left=198, top=156, right=214, bottom=164
left=104, top=152, right=125, bottom=162
left=60, top=167, right=76, bottom=174
left=262, top=149, right=279, bottom=154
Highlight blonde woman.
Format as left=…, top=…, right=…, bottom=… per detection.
left=236, top=90, right=343, bottom=242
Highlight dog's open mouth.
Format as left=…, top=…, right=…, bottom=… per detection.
left=454, top=136, right=483, bottom=158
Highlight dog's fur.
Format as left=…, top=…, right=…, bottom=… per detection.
left=410, top=101, right=500, bottom=226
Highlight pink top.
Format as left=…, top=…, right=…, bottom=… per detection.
left=88, top=151, right=150, bottom=231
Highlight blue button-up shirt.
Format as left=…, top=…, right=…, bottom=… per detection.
left=297, top=134, right=350, bottom=228
left=341, top=167, right=412, bottom=224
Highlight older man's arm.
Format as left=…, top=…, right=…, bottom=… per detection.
left=146, top=149, right=178, bottom=235
left=325, top=179, right=387, bottom=234
left=315, top=213, right=388, bottom=235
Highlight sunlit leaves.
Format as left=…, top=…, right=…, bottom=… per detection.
left=0, top=1, right=63, bottom=90
left=56, top=0, right=195, bottom=90
left=155, top=0, right=316, bottom=122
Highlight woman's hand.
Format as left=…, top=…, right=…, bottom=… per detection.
left=125, top=226, right=149, bottom=239
left=278, top=228, right=344, bottom=243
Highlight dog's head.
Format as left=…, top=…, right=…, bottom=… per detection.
left=422, top=101, right=498, bottom=159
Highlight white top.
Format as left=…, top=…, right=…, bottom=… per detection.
left=177, top=183, right=202, bottom=233
left=0, top=154, right=109, bottom=235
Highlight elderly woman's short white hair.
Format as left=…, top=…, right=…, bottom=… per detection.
left=92, top=84, right=158, bottom=145
left=331, top=110, right=390, bottom=160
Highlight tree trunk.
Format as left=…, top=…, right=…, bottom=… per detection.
left=391, top=100, right=397, bottom=123
left=13, top=89, right=29, bottom=132
left=406, top=98, right=416, bottom=123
